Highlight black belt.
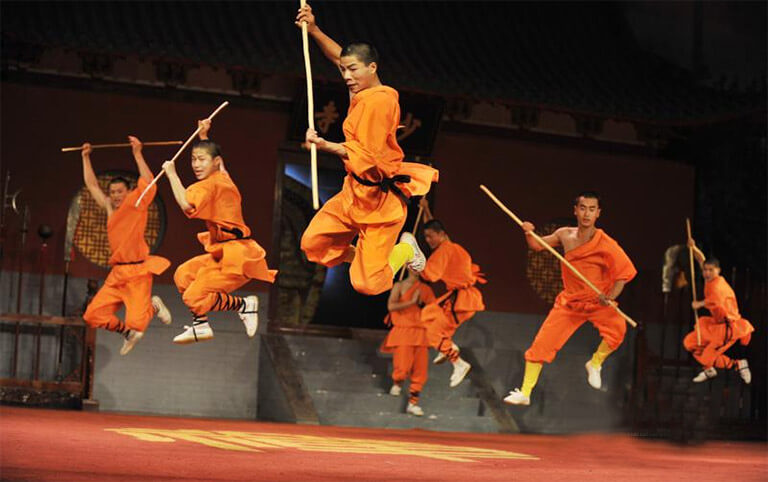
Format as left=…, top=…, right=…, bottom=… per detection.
left=718, top=318, right=733, bottom=349
left=218, top=227, right=250, bottom=242
left=350, top=172, right=411, bottom=205
left=438, top=290, right=460, bottom=325
left=116, top=260, right=144, bottom=265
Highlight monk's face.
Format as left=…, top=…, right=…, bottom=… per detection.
left=108, top=181, right=130, bottom=209
left=339, top=55, right=377, bottom=94
left=191, top=147, right=222, bottom=180
left=573, top=196, right=600, bottom=228
left=702, top=263, right=720, bottom=282
left=423, top=228, right=446, bottom=250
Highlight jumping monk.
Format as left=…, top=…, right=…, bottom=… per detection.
left=419, top=201, right=486, bottom=388
left=505, top=192, right=636, bottom=406
left=162, top=119, right=277, bottom=344
left=295, top=4, right=439, bottom=296
left=683, top=239, right=753, bottom=384
left=382, top=267, right=436, bottom=416
left=81, top=137, right=172, bottom=355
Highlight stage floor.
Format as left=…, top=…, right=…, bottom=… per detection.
left=1, top=406, right=766, bottom=481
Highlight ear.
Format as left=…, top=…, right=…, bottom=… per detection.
left=368, top=61, right=378, bottom=74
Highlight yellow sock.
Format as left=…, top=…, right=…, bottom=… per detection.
left=388, top=242, right=414, bottom=274
left=521, top=361, right=543, bottom=397
left=589, top=340, right=614, bottom=368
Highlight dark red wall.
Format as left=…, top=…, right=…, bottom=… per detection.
left=1, top=82, right=695, bottom=313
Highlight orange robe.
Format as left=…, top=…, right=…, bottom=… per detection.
left=83, top=177, right=170, bottom=333
left=382, top=281, right=435, bottom=403
left=301, top=85, right=439, bottom=296
left=683, top=275, right=754, bottom=369
left=525, top=229, right=636, bottom=364
left=420, top=240, right=486, bottom=360
left=173, top=170, right=277, bottom=316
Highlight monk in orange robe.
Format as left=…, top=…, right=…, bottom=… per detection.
left=81, top=137, right=172, bottom=355
left=381, top=267, right=436, bottom=416
left=162, top=119, right=277, bottom=344
left=505, top=192, right=637, bottom=406
left=419, top=216, right=486, bottom=389
left=295, top=4, right=439, bottom=296
left=683, top=240, right=753, bottom=384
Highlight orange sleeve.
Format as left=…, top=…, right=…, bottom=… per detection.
left=342, top=93, right=398, bottom=176
left=607, top=239, right=637, bottom=283
left=421, top=246, right=449, bottom=282
left=184, top=177, right=216, bottom=220
left=127, top=177, right=155, bottom=211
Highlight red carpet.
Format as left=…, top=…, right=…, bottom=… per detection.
left=1, top=406, right=766, bottom=481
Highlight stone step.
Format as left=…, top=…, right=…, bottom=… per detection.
left=284, top=335, right=382, bottom=357
left=309, top=390, right=483, bottom=416
left=292, top=353, right=389, bottom=374
left=302, top=370, right=388, bottom=393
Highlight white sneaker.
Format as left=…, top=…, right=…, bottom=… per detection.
left=399, top=232, right=426, bottom=272
left=692, top=367, right=717, bottom=383
left=449, top=358, right=471, bottom=388
left=433, top=344, right=458, bottom=365
left=238, top=295, right=259, bottom=338
left=503, top=388, right=530, bottom=406
left=406, top=403, right=424, bottom=416
left=585, top=361, right=602, bottom=390
left=152, top=296, right=172, bottom=325
left=389, top=384, right=402, bottom=396
left=120, top=330, right=144, bottom=355
left=737, top=359, right=751, bottom=384
left=173, top=322, right=214, bottom=344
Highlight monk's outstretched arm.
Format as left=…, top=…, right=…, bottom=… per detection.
left=306, top=128, right=348, bottom=158
left=128, top=136, right=154, bottom=182
left=162, top=161, right=193, bottom=213
left=687, top=238, right=706, bottom=269
left=81, top=143, right=110, bottom=212
left=599, top=279, right=628, bottom=306
left=295, top=4, right=342, bottom=66
left=521, top=223, right=562, bottom=251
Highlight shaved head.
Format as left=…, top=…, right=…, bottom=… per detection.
left=341, top=42, right=379, bottom=65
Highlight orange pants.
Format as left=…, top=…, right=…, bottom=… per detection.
left=174, top=254, right=250, bottom=316
left=83, top=272, right=154, bottom=333
left=423, top=300, right=475, bottom=362
left=683, top=316, right=751, bottom=369
left=392, top=345, right=428, bottom=404
left=301, top=194, right=406, bottom=296
left=525, top=302, right=626, bottom=364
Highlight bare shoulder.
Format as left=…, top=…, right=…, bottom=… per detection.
left=554, top=226, right=576, bottom=239
left=556, top=227, right=578, bottom=250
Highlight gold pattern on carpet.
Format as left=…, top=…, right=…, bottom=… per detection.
left=106, top=428, right=538, bottom=462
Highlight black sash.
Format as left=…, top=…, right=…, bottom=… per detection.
left=350, top=172, right=411, bottom=205
left=219, top=226, right=251, bottom=242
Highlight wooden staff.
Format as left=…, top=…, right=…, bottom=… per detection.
left=686, top=218, right=702, bottom=345
left=61, top=141, right=183, bottom=152
left=480, top=184, right=637, bottom=328
left=299, top=0, right=320, bottom=210
left=135, top=101, right=229, bottom=207
left=397, top=203, right=425, bottom=281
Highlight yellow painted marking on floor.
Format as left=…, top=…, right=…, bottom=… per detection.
left=107, top=428, right=538, bottom=463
